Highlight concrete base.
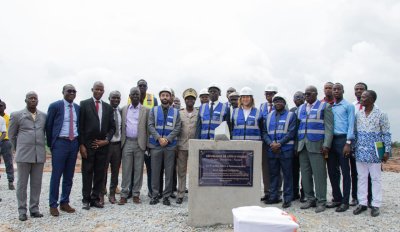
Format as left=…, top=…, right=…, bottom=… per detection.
left=188, top=140, right=262, bottom=227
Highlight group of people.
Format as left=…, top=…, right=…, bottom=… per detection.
left=0, top=79, right=391, bottom=222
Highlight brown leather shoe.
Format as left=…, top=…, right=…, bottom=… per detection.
left=50, top=207, right=60, bottom=217
left=118, top=197, right=127, bottom=205
left=132, top=196, right=141, bottom=204
left=109, top=194, right=116, bottom=204
left=60, top=203, right=76, bottom=213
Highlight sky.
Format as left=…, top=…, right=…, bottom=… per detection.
left=1, top=0, right=399, bottom=140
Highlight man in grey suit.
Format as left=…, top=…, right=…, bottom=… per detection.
left=148, top=86, right=181, bottom=206
left=297, top=85, right=333, bottom=213
left=118, top=87, right=150, bottom=205
left=8, top=91, right=47, bottom=221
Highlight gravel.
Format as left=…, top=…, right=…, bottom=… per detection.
left=0, top=171, right=399, bottom=232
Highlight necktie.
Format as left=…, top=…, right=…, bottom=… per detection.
left=114, top=108, right=119, bottom=137
left=269, top=103, right=273, bottom=113
left=95, top=100, right=100, bottom=113
left=358, top=102, right=362, bottom=110
left=210, top=102, right=215, bottom=116
left=69, top=104, right=74, bottom=140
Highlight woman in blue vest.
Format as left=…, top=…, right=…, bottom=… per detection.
left=231, top=87, right=262, bottom=141
left=263, top=95, right=297, bottom=208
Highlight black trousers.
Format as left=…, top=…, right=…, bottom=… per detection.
left=82, top=146, right=108, bottom=203
left=103, top=142, right=122, bottom=194
left=292, top=153, right=304, bottom=198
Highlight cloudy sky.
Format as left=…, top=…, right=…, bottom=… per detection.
left=1, top=0, right=399, bottom=140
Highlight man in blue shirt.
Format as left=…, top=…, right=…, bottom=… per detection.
left=326, top=83, right=355, bottom=212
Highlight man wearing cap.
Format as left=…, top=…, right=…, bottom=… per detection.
left=102, top=91, right=122, bottom=204
left=259, top=84, right=278, bottom=202
left=45, top=84, right=80, bottom=216
left=118, top=87, right=150, bottom=205
left=148, top=87, right=181, bottom=206
left=290, top=91, right=306, bottom=202
left=263, top=95, right=297, bottom=208
left=176, top=88, right=198, bottom=204
left=195, top=83, right=230, bottom=140
left=225, top=87, right=236, bottom=108
left=298, top=85, right=333, bottom=213
left=199, top=88, right=210, bottom=105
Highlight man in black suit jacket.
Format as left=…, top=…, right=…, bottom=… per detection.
left=79, top=81, right=115, bottom=210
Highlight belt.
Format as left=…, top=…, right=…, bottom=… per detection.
left=333, top=134, right=347, bottom=138
left=126, top=137, right=138, bottom=141
left=110, top=141, right=121, bottom=145
left=58, top=136, right=77, bottom=141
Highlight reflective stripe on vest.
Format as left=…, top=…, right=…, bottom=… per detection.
left=297, top=100, right=326, bottom=142
left=231, top=107, right=261, bottom=141
left=266, top=110, right=294, bottom=149
left=199, top=102, right=227, bottom=139
left=149, top=106, right=178, bottom=147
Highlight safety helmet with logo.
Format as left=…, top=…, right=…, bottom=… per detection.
left=159, top=86, right=172, bottom=96
left=264, top=84, right=278, bottom=93
left=239, top=87, right=254, bottom=96
left=273, top=95, right=286, bottom=104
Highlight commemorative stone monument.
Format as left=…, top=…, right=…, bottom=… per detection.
left=188, top=139, right=262, bottom=226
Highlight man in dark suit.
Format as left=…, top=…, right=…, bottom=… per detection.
left=79, top=81, right=115, bottom=210
left=46, top=84, right=80, bottom=217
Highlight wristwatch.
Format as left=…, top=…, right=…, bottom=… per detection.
left=346, top=140, right=351, bottom=145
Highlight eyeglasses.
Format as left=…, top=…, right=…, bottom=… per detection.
left=66, top=90, right=77, bottom=94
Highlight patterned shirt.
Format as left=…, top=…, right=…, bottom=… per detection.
left=355, top=106, right=391, bottom=163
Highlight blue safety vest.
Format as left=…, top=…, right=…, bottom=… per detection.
left=231, top=107, right=262, bottom=140
left=297, top=100, right=326, bottom=142
left=149, top=106, right=178, bottom=147
left=199, top=102, right=227, bottom=139
left=266, top=110, right=295, bottom=151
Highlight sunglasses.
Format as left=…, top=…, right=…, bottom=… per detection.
left=138, top=84, right=147, bottom=88
left=66, top=90, right=77, bottom=94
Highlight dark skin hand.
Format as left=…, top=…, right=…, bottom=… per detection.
left=321, top=146, right=330, bottom=158
left=270, top=99, right=285, bottom=154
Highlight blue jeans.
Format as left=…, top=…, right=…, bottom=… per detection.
left=49, top=138, right=78, bottom=208
left=0, top=140, right=14, bottom=182
left=268, top=150, right=293, bottom=202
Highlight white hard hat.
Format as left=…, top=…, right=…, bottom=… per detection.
left=239, top=87, right=253, bottom=96
left=208, top=83, right=221, bottom=92
left=273, top=95, right=286, bottom=104
left=199, top=88, right=209, bottom=96
left=264, top=84, right=278, bottom=92
left=159, top=86, right=172, bottom=96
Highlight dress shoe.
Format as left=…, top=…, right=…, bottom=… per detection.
left=19, top=214, right=28, bottom=221
left=50, top=207, right=60, bottom=217
left=300, top=201, right=317, bottom=209
left=264, top=198, right=282, bottom=204
left=371, top=207, right=380, bottom=217
left=149, top=198, right=159, bottom=205
left=99, top=195, right=105, bottom=205
left=170, top=193, right=177, bottom=199
left=326, top=201, right=341, bottom=208
left=8, top=182, right=15, bottom=190
left=30, top=212, right=44, bottom=218
left=109, top=194, right=116, bottom=204
left=90, top=201, right=104, bottom=208
left=60, top=203, right=75, bottom=213
left=260, top=194, right=270, bottom=201
left=118, top=197, right=127, bottom=205
left=282, top=201, right=292, bottom=208
left=335, top=204, right=349, bottom=212
left=349, top=198, right=358, bottom=206
left=176, top=198, right=183, bottom=204
left=300, top=196, right=307, bottom=203
left=82, top=202, right=90, bottom=210
left=353, top=205, right=368, bottom=215
left=163, top=197, right=171, bottom=206
left=315, top=204, right=326, bottom=213
left=133, top=196, right=141, bottom=204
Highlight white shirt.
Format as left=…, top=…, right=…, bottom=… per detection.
left=243, top=108, right=251, bottom=120
left=111, top=108, right=121, bottom=142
